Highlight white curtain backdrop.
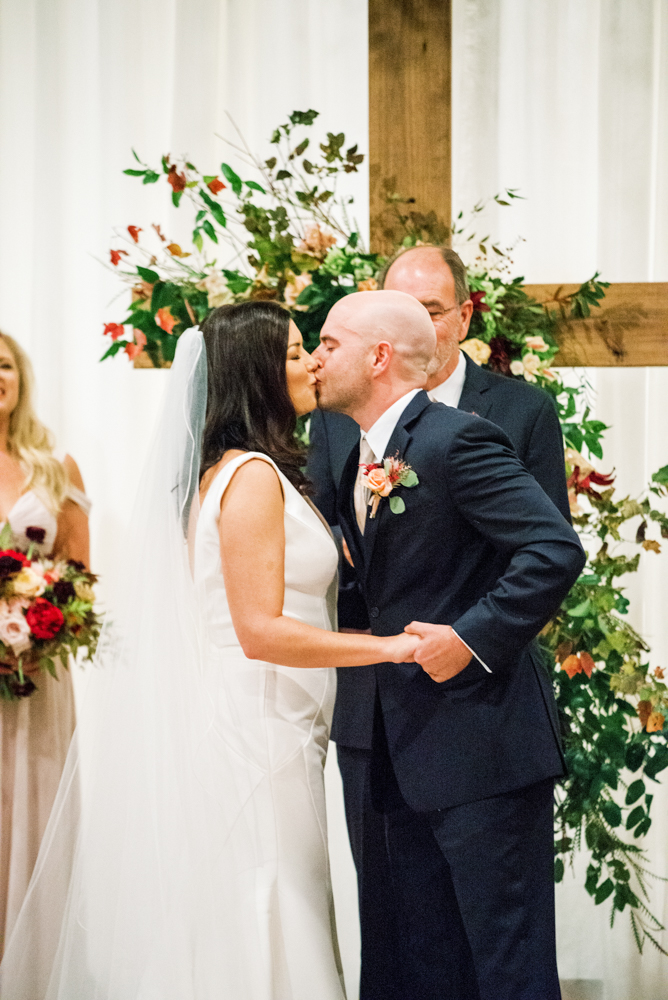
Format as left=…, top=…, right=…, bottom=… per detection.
left=0, top=1, right=667, bottom=998
left=453, top=3, right=668, bottom=999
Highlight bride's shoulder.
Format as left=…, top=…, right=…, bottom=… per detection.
left=200, top=451, right=283, bottom=510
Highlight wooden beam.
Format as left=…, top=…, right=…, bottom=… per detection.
left=523, top=282, right=668, bottom=367
left=368, top=0, right=451, bottom=254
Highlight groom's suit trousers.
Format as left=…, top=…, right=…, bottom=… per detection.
left=338, top=705, right=561, bottom=1000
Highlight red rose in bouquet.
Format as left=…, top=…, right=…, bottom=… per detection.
left=26, top=598, right=64, bottom=639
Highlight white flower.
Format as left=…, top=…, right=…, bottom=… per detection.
left=0, top=601, right=31, bottom=655
left=283, top=271, right=312, bottom=310
left=12, top=566, right=46, bottom=599
left=196, top=271, right=235, bottom=309
left=511, top=353, right=542, bottom=383
left=525, top=335, right=548, bottom=353
left=461, top=338, right=491, bottom=366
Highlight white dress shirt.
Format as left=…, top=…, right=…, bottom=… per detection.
left=359, top=380, right=491, bottom=673
left=427, top=350, right=467, bottom=408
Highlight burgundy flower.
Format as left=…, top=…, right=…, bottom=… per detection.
left=470, top=290, right=491, bottom=313
left=26, top=526, right=46, bottom=545
left=52, top=580, right=76, bottom=605
left=0, top=553, right=26, bottom=578
left=26, top=599, right=64, bottom=640
left=12, top=676, right=37, bottom=699
left=488, top=337, right=512, bottom=376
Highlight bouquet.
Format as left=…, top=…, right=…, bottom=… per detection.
left=0, top=525, right=102, bottom=700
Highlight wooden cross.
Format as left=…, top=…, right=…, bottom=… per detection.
left=368, top=0, right=668, bottom=366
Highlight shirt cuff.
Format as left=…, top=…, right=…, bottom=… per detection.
left=453, top=629, right=492, bottom=674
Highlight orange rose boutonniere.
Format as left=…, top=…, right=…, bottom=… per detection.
left=360, top=455, right=419, bottom=518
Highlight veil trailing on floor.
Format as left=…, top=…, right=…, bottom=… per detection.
left=0, top=329, right=269, bottom=999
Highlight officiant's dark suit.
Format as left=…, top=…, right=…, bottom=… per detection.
left=308, top=364, right=576, bottom=1000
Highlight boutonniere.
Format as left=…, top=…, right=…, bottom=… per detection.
left=360, top=454, right=419, bottom=518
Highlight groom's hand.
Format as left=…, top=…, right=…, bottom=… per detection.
left=404, top=622, right=472, bottom=683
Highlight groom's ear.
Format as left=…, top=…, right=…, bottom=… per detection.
left=370, top=341, right=393, bottom=377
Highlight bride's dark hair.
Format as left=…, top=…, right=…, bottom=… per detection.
left=200, top=300, right=311, bottom=492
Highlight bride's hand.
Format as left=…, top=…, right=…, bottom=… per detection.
left=384, top=631, right=421, bottom=664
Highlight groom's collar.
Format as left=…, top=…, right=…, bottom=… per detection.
left=362, top=388, right=421, bottom=463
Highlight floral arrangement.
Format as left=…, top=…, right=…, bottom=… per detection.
left=101, top=113, right=668, bottom=951
left=361, top=456, right=419, bottom=517
left=0, top=525, right=101, bottom=700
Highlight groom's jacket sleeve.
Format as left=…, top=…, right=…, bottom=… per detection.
left=444, top=418, right=586, bottom=671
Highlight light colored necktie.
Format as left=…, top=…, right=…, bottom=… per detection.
left=354, top=437, right=376, bottom=534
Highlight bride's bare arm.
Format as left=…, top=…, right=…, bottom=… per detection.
left=218, top=458, right=418, bottom=668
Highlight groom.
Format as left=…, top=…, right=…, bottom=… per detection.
left=313, top=290, right=585, bottom=1000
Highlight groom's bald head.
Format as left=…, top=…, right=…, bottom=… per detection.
left=313, top=290, right=436, bottom=423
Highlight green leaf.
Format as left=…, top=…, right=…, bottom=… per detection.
left=171, top=190, right=183, bottom=207
left=276, top=170, right=293, bottom=181
left=400, top=470, right=419, bottom=487
left=289, top=109, right=319, bottom=127
left=645, top=746, right=668, bottom=780
left=652, top=464, right=668, bottom=486
left=137, top=266, right=160, bottom=283
left=100, top=339, right=126, bottom=361
left=221, top=163, right=242, bottom=196
left=245, top=180, right=266, bottom=193
left=594, top=879, right=614, bottom=905
left=634, top=816, right=652, bottom=838
left=600, top=800, right=622, bottom=827
left=142, top=170, right=159, bottom=184
left=625, top=743, right=645, bottom=772
left=554, top=858, right=564, bottom=883
left=192, top=230, right=203, bottom=252
left=625, top=779, right=645, bottom=805
left=626, top=805, right=645, bottom=830
left=568, top=599, right=592, bottom=617
left=389, top=496, right=406, bottom=515
left=202, top=219, right=218, bottom=243
left=123, top=168, right=146, bottom=177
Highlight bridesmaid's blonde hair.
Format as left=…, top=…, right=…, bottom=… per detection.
left=0, top=332, right=68, bottom=514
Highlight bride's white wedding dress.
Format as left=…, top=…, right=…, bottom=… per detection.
left=192, top=452, right=344, bottom=998
left=0, top=331, right=346, bottom=1000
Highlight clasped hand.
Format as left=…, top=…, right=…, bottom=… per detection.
left=403, top=622, right=472, bottom=683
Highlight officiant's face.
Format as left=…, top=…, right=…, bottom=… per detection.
left=384, top=248, right=472, bottom=382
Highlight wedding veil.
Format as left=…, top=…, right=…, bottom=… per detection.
left=0, top=328, right=268, bottom=998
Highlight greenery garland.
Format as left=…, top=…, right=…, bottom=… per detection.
left=102, top=111, right=668, bottom=952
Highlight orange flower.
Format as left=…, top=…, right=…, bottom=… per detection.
left=166, top=243, right=190, bottom=258
left=110, top=249, right=128, bottom=266
left=207, top=177, right=225, bottom=195
left=365, top=467, right=393, bottom=497
left=562, top=654, right=581, bottom=679
left=156, top=307, right=177, bottom=334
left=167, top=165, right=186, bottom=193
left=647, top=712, right=665, bottom=733
left=357, top=278, right=378, bottom=292
left=579, top=652, right=596, bottom=679
left=637, top=700, right=652, bottom=727
left=654, top=666, right=665, bottom=680
left=127, top=225, right=142, bottom=243
left=103, top=322, right=125, bottom=341
left=124, top=330, right=147, bottom=361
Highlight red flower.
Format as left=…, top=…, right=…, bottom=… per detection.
left=488, top=336, right=512, bottom=375
left=103, top=322, right=125, bottom=341
left=207, top=177, right=225, bottom=195
left=127, top=225, right=142, bottom=243
left=167, top=165, right=186, bottom=193
left=567, top=466, right=616, bottom=499
left=110, top=249, right=128, bottom=266
left=26, top=598, right=64, bottom=640
left=470, top=290, right=491, bottom=312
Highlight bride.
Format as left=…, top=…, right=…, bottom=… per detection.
left=0, top=301, right=418, bottom=999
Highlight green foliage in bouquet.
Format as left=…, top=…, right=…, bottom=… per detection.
left=102, top=113, right=668, bottom=951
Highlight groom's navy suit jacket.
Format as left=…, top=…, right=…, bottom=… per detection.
left=334, top=391, right=585, bottom=812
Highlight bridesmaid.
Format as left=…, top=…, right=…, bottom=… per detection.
left=0, top=331, right=91, bottom=957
